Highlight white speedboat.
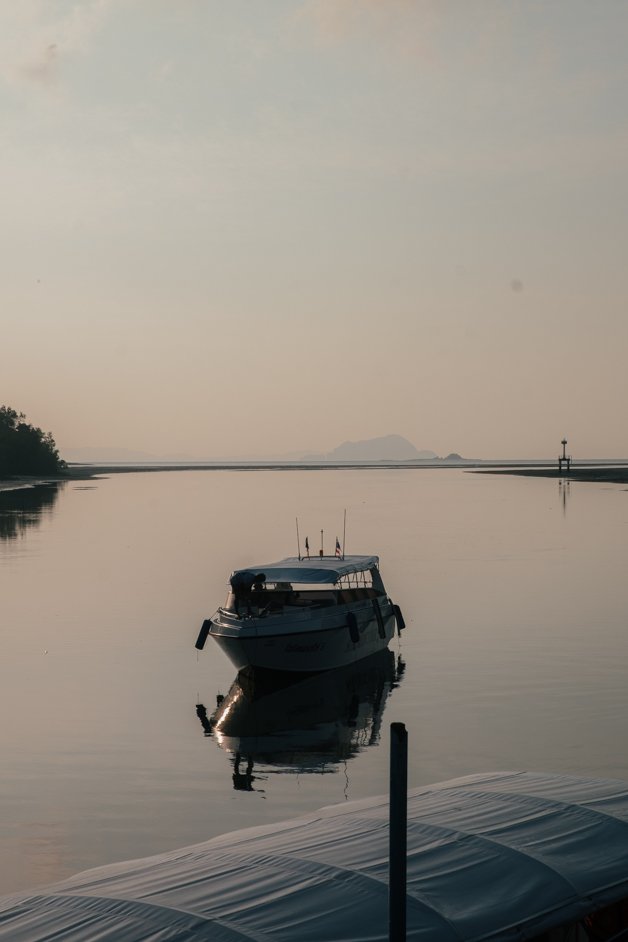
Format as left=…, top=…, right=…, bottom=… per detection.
left=195, top=554, right=405, bottom=673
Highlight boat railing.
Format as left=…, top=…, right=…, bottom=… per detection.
left=336, top=587, right=380, bottom=604
left=221, top=585, right=385, bottom=620
left=221, top=589, right=336, bottom=619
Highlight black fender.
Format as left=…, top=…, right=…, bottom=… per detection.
left=372, top=597, right=386, bottom=638
left=393, top=604, right=405, bottom=634
left=195, top=619, right=212, bottom=650
left=347, top=612, right=360, bottom=644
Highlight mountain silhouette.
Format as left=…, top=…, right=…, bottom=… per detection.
left=310, top=435, right=436, bottom=462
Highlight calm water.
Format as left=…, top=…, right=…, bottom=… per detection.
left=1, top=469, right=628, bottom=894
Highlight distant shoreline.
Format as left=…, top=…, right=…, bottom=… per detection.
left=3, top=461, right=628, bottom=491
left=473, top=466, right=628, bottom=484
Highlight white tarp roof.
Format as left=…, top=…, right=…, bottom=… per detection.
left=231, top=555, right=380, bottom=585
left=2, top=770, right=628, bottom=941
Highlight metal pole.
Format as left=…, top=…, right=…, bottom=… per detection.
left=389, top=722, right=407, bottom=942
left=342, top=508, right=347, bottom=559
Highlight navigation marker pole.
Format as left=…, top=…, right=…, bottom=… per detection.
left=389, top=722, right=408, bottom=942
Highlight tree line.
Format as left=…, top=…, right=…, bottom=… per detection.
left=0, top=406, right=66, bottom=477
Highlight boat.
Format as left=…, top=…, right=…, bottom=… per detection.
left=195, top=554, right=405, bottom=673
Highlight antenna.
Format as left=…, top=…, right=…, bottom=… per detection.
left=296, top=517, right=302, bottom=560
left=342, top=508, right=347, bottom=559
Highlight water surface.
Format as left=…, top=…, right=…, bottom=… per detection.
left=1, top=469, right=627, bottom=893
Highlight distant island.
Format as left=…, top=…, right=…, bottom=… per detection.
left=0, top=406, right=66, bottom=478
left=62, top=434, right=466, bottom=465
left=303, top=436, right=471, bottom=463
left=305, top=434, right=438, bottom=462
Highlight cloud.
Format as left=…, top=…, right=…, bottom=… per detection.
left=0, top=0, right=121, bottom=89
left=292, top=0, right=443, bottom=59
left=297, top=0, right=416, bottom=41
left=19, top=42, right=59, bottom=85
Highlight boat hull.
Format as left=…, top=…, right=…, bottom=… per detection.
left=207, top=599, right=398, bottom=673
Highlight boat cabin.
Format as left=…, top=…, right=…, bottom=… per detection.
left=222, top=555, right=386, bottom=618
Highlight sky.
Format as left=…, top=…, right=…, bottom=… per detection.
left=2, top=0, right=628, bottom=460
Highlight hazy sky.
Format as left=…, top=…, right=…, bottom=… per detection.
left=3, top=0, right=628, bottom=459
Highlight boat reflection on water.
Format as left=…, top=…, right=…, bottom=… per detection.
left=196, top=649, right=405, bottom=791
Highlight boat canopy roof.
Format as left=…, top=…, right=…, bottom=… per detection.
left=3, top=771, right=628, bottom=941
left=231, top=555, right=380, bottom=585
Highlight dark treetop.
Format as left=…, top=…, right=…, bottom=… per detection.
left=0, top=406, right=66, bottom=477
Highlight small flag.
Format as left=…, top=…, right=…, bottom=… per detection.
left=305, top=536, right=309, bottom=558
left=335, top=537, right=342, bottom=558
